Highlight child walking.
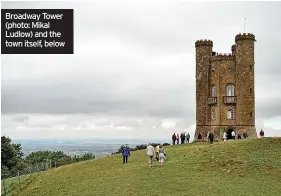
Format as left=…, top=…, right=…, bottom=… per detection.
left=158, top=145, right=166, bottom=167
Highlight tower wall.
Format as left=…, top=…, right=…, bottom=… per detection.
left=235, top=33, right=256, bottom=137
left=194, top=33, right=257, bottom=140
left=210, top=59, right=220, bottom=127
left=195, top=40, right=213, bottom=138
left=211, top=54, right=236, bottom=126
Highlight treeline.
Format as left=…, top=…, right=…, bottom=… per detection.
left=1, top=136, right=95, bottom=179
left=112, top=143, right=170, bottom=155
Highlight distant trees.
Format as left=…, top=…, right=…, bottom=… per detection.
left=26, top=151, right=95, bottom=167
left=72, top=153, right=95, bottom=162
left=1, top=136, right=96, bottom=179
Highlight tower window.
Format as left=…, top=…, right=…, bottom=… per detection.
left=250, top=65, right=253, bottom=71
left=250, top=112, right=253, bottom=118
left=227, top=109, right=234, bottom=119
left=226, top=84, right=235, bottom=96
left=228, top=68, right=233, bottom=72
left=212, top=110, right=216, bottom=120
left=250, top=88, right=252, bottom=95
left=211, top=85, right=216, bottom=97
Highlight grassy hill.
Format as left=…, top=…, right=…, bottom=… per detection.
left=16, top=138, right=281, bottom=196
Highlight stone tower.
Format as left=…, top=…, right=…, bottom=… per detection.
left=194, top=33, right=257, bottom=140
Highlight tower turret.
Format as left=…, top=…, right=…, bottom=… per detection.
left=235, top=33, right=256, bottom=137
left=195, top=39, right=213, bottom=138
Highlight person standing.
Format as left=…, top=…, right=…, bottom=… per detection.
left=186, top=133, right=190, bottom=143
left=237, top=131, right=242, bottom=140
left=122, top=145, right=130, bottom=164
left=208, top=132, right=215, bottom=144
left=158, top=145, right=166, bottom=167
left=172, top=133, right=176, bottom=145
left=223, top=131, right=227, bottom=141
left=231, top=130, right=236, bottom=140
left=243, top=132, right=248, bottom=139
left=180, top=133, right=185, bottom=144
left=206, top=131, right=210, bottom=144
left=260, top=129, right=264, bottom=138
left=146, top=143, right=155, bottom=168
left=176, top=134, right=180, bottom=144
left=197, top=133, right=202, bottom=142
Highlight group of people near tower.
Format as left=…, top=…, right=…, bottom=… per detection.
left=120, top=129, right=265, bottom=168
left=171, top=133, right=190, bottom=145
left=196, top=129, right=265, bottom=143
left=121, top=143, right=166, bottom=168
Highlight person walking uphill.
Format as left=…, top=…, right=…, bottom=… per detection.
left=172, top=133, right=176, bottom=145
left=176, top=134, right=180, bottom=144
left=122, top=145, right=130, bottom=164
left=146, top=143, right=155, bottom=168
left=158, top=145, right=166, bottom=167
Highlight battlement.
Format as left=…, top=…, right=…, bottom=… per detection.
left=195, top=39, right=213, bottom=47
left=235, top=33, right=256, bottom=42
left=212, top=53, right=235, bottom=62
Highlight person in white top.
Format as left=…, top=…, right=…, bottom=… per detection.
left=231, top=130, right=236, bottom=140
left=223, top=132, right=227, bottom=141
left=146, top=143, right=155, bottom=168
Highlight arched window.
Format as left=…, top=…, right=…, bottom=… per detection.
left=226, top=84, right=235, bottom=96
left=227, top=109, right=234, bottom=119
left=211, top=85, right=216, bottom=97
left=212, top=110, right=216, bottom=120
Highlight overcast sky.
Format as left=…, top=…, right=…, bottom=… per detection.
left=1, top=0, right=281, bottom=140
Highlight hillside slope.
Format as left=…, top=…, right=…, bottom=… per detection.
left=17, top=138, right=281, bottom=196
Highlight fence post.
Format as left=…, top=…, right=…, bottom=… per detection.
left=17, top=171, right=21, bottom=185
left=55, top=161, right=57, bottom=168
left=2, top=179, right=7, bottom=196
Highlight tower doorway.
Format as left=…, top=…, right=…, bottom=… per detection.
left=227, top=127, right=234, bottom=139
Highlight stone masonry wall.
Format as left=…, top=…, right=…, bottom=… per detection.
left=194, top=33, right=257, bottom=140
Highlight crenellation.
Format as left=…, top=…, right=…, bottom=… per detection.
left=195, top=39, right=213, bottom=47
left=235, top=33, right=256, bottom=42
left=212, top=53, right=235, bottom=62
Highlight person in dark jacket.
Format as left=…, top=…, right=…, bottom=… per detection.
left=172, top=133, right=176, bottom=145
left=197, top=133, right=203, bottom=142
left=186, top=133, right=190, bottom=143
left=260, top=129, right=264, bottom=138
left=208, top=132, right=215, bottom=144
left=180, top=133, right=185, bottom=144
left=122, top=145, right=130, bottom=164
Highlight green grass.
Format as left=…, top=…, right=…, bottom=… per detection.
left=1, top=173, right=35, bottom=196
left=16, top=138, right=281, bottom=196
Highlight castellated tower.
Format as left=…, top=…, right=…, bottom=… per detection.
left=194, top=33, right=257, bottom=140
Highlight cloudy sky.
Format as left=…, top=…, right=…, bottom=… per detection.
left=1, top=0, right=281, bottom=140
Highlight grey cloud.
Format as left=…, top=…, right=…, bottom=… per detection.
left=1, top=1, right=281, bottom=138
